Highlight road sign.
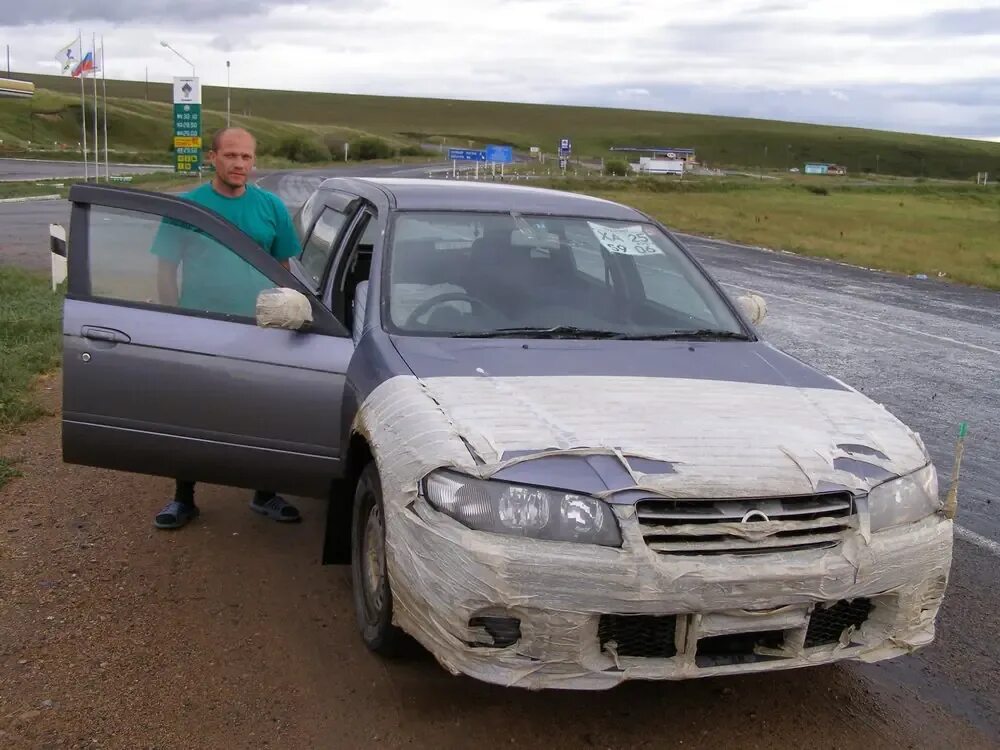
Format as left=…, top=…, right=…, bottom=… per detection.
left=559, top=137, right=572, bottom=156
left=559, top=157, right=568, bottom=170
left=449, top=148, right=487, bottom=161
left=173, top=77, right=202, bottom=175
left=485, top=144, right=513, bottom=163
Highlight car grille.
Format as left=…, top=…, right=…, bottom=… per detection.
left=635, top=491, right=856, bottom=556
left=598, top=614, right=678, bottom=658
left=695, top=630, right=786, bottom=667
left=804, top=598, right=873, bottom=648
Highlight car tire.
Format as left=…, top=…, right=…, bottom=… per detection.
left=351, top=461, right=404, bottom=656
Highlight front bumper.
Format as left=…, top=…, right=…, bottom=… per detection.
left=385, top=500, right=953, bottom=690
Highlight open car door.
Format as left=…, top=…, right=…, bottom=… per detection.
left=61, top=184, right=355, bottom=498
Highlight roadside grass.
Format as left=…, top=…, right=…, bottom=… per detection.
left=0, top=267, right=63, bottom=489
left=0, top=181, right=64, bottom=199
left=0, top=267, right=63, bottom=429
left=538, top=177, right=1000, bottom=289
left=0, top=458, right=21, bottom=487
left=11, top=71, right=1000, bottom=179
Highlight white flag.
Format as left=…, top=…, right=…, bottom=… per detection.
left=54, top=37, right=81, bottom=75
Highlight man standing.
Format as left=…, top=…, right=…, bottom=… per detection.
left=152, top=127, right=302, bottom=529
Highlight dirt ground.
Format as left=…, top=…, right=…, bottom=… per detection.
left=0, top=376, right=995, bottom=750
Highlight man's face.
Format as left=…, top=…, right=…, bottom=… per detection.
left=211, top=131, right=256, bottom=188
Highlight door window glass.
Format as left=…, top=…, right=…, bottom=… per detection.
left=332, top=213, right=378, bottom=328
left=300, top=207, right=349, bottom=289
left=88, top=205, right=272, bottom=319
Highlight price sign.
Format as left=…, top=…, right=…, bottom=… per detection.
left=587, top=222, right=663, bottom=256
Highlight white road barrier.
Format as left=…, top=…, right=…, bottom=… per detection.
left=50, top=223, right=67, bottom=291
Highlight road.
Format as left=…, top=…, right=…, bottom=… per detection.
left=1, top=163, right=998, bottom=748
left=0, top=157, right=171, bottom=183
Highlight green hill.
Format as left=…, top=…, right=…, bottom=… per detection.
left=6, top=71, right=1000, bottom=179
left=0, top=82, right=410, bottom=164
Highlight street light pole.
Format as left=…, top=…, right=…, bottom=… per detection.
left=159, top=41, right=195, bottom=76
left=226, top=60, right=231, bottom=126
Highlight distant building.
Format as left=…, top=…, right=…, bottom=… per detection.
left=804, top=162, right=847, bottom=176
left=0, top=77, right=34, bottom=98
left=610, top=146, right=696, bottom=175
left=610, top=146, right=697, bottom=163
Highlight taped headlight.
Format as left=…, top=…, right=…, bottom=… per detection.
left=423, top=470, right=622, bottom=547
left=868, top=464, right=941, bottom=531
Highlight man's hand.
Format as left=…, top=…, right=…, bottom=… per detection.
left=157, top=259, right=180, bottom=306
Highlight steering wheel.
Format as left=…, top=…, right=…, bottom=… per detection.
left=404, top=291, right=504, bottom=328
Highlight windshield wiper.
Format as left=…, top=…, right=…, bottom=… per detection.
left=618, top=329, right=751, bottom=341
left=453, top=325, right=628, bottom=339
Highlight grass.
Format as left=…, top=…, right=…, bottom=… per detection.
left=0, top=268, right=63, bottom=429
left=538, top=176, right=1000, bottom=289
left=0, top=458, right=20, bottom=487
left=0, top=84, right=412, bottom=165
left=0, top=267, right=63, bottom=489
left=10, top=71, right=1000, bottom=179
left=0, top=180, right=65, bottom=199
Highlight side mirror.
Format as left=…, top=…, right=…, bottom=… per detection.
left=352, top=281, right=369, bottom=345
left=256, top=287, right=314, bottom=331
left=736, top=293, right=768, bottom=325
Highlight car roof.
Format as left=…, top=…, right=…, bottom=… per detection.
left=317, top=177, right=647, bottom=221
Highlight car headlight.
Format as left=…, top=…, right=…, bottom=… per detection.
left=423, top=470, right=622, bottom=547
left=868, top=464, right=941, bottom=531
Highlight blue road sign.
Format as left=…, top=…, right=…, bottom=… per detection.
left=448, top=148, right=487, bottom=161
left=559, top=137, right=572, bottom=155
left=485, top=144, right=513, bottom=163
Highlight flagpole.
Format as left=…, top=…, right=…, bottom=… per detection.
left=92, top=33, right=99, bottom=183
left=101, top=36, right=109, bottom=180
left=78, top=33, right=88, bottom=181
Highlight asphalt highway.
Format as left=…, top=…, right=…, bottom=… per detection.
left=0, top=156, right=170, bottom=182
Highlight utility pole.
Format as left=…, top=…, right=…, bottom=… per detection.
left=226, top=60, right=231, bottom=126
left=6, top=45, right=10, bottom=77
left=145, top=66, right=148, bottom=100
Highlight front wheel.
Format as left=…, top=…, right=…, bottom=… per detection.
left=351, top=462, right=404, bottom=655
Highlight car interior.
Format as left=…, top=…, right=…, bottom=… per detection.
left=388, top=216, right=722, bottom=335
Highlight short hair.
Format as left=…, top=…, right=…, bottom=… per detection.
left=210, top=127, right=256, bottom=153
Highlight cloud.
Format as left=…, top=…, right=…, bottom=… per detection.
left=210, top=36, right=237, bottom=53
left=617, top=88, right=651, bottom=97
left=0, top=0, right=361, bottom=25
left=850, top=7, right=1000, bottom=37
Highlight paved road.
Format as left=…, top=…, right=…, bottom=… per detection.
left=0, top=157, right=170, bottom=182
left=1, top=163, right=998, bottom=745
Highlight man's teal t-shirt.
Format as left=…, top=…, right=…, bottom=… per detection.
left=151, top=183, right=300, bottom=317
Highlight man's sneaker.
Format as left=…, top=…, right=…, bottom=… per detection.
left=249, top=494, right=301, bottom=522
left=154, top=500, right=200, bottom=529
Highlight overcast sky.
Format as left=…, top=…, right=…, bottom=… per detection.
left=3, top=0, right=1000, bottom=139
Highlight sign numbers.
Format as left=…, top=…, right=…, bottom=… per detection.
left=587, top=222, right=663, bottom=256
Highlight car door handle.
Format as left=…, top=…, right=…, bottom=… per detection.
left=81, top=326, right=131, bottom=344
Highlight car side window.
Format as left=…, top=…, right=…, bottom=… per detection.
left=329, top=211, right=379, bottom=330
left=89, top=204, right=272, bottom=321
left=299, top=207, right=350, bottom=290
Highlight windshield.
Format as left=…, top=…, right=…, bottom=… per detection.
left=385, top=211, right=745, bottom=339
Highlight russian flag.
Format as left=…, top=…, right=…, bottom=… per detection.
left=72, top=51, right=96, bottom=78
